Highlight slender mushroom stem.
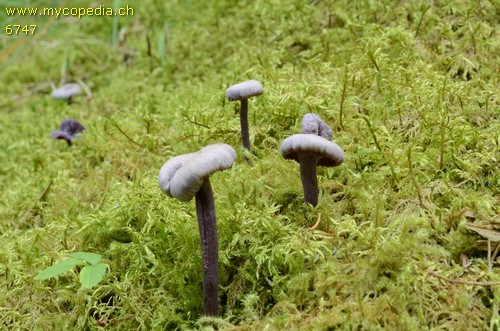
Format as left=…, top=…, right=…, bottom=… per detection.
left=239, top=98, right=251, bottom=151
left=195, top=178, right=219, bottom=316
left=298, top=153, right=319, bottom=206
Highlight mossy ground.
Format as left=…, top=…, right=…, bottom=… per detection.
left=1, top=0, right=499, bottom=330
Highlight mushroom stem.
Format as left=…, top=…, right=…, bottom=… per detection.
left=195, top=178, right=219, bottom=316
left=239, top=98, right=251, bottom=151
left=299, top=154, right=319, bottom=206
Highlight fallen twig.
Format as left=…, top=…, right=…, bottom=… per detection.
left=75, top=79, right=92, bottom=99
left=19, top=180, right=53, bottom=226
left=310, top=213, right=322, bottom=230
left=180, top=112, right=211, bottom=129
left=105, top=116, right=144, bottom=148
left=427, top=272, right=500, bottom=286
left=105, top=116, right=162, bottom=156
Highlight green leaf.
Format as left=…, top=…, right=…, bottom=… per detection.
left=34, top=258, right=86, bottom=281
left=69, top=252, right=102, bottom=265
left=79, top=263, right=108, bottom=289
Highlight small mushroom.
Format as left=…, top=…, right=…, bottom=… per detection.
left=301, top=113, right=333, bottom=140
left=51, top=83, right=82, bottom=104
left=158, top=143, right=236, bottom=316
left=226, top=80, right=264, bottom=151
left=280, top=134, right=344, bottom=206
left=51, top=118, right=85, bottom=146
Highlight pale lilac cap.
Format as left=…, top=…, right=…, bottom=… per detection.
left=226, top=80, right=264, bottom=101
left=159, top=143, right=237, bottom=202
left=280, top=134, right=344, bottom=167
left=51, top=83, right=82, bottom=100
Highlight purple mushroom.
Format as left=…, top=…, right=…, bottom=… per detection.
left=280, top=134, right=344, bottom=206
left=226, top=80, right=264, bottom=151
left=51, top=119, right=85, bottom=146
left=158, top=143, right=236, bottom=316
left=301, top=113, right=333, bottom=140
left=51, top=83, right=82, bottom=104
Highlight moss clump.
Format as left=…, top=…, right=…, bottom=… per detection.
left=1, top=0, right=499, bottom=329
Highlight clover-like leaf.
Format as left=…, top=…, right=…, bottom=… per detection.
left=34, top=258, right=86, bottom=281
left=79, top=263, right=108, bottom=289
left=69, top=252, right=102, bottom=265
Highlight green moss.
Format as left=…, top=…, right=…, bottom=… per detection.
left=1, top=0, right=499, bottom=329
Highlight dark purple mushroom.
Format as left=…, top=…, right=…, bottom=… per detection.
left=51, top=119, right=85, bottom=146
left=158, top=143, right=236, bottom=316
left=226, top=80, right=264, bottom=151
left=280, top=134, right=344, bottom=206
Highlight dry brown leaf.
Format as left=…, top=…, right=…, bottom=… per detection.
left=463, top=223, right=500, bottom=242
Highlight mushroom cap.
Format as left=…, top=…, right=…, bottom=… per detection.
left=50, top=130, right=72, bottom=142
left=59, top=118, right=85, bottom=135
left=280, top=134, right=344, bottom=167
left=226, top=80, right=264, bottom=101
left=51, top=119, right=85, bottom=142
left=51, top=83, right=82, bottom=100
left=159, top=143, right=237, bottom=202
left=301, top=113, right=333, bottom=140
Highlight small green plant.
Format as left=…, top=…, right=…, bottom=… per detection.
left=35, top=252, right=108, bottom=289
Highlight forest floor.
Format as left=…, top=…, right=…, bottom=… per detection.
left=1, top=0, right=499, bottom=330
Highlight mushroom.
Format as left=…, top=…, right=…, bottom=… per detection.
left=51, top=118, right=85, bottom=146
left=226, top=80, right=264, bottom=151
left=301, top=113, right=333, bottom=140
left=280, top=134, right=344, bottom=206
left=158, top=143, right=236, bottom=316
left=51, top=83, right=82, bottom=104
